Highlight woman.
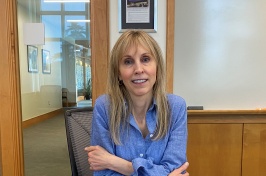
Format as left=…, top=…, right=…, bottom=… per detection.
left=85, top=30, right=189, bottom=175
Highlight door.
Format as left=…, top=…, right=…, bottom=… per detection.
left=0, top=0, right=109, bottom=175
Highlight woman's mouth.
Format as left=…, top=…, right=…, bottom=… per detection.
left=132, top=79, right=147, bottom=84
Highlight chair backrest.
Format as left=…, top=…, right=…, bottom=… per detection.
left=64, top=107, right=94, bottom=176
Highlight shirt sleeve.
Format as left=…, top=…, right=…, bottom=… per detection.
left=131, top=95, right=188, bottom=175
left=90, top=95, right=124, bottom=176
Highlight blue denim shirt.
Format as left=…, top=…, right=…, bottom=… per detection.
left=90, top=94, right=188, bottom=176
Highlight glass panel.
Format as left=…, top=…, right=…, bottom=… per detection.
left=44, top=41, right=62, bottom=62
left=17, top=0, right=91, bottom=175
left=42, top=15, right=62, bottom=38
left=75, top=40, right=91, bottom=104
left=65, top=15, right=87, bottom=39
left=76, top=58, right=84, bottom=90
left=65, top=2, right=86, bottom=11
left=41, top=0, right=61, bottom=11
left=85, top=58, right=91, bottom=100
left=43, top=40, right=62, bottom=80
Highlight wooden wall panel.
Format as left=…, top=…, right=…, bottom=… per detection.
left=0, top=0, right=24, bottom=175
left=187, top=124, right=243, bottom=176
left=242, top=124, right=266, bottom=176
left=91, top=0, right=109, bottom=105
left=166, top=0, right=175, bottom=93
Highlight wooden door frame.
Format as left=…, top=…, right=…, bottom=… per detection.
left=0, top=0, right=174, bottom=175
left=91, top=0, right=109, bottom=102
left=0, top=0, right=24, bottom=175
left=166, top=0, right=175, bottom=93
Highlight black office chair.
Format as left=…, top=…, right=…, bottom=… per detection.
left=64, top=107, right=94, bottom=176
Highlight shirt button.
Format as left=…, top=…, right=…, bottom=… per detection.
left=150, top=134, right=153, bottom=138
left=140, top=153, right=143, bottom=157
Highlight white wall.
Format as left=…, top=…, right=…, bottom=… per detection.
left=174, top=0, right=266, bottom=110
left=110, top=0, right=166, bottom=59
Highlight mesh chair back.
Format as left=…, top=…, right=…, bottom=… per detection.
left=64, top=107, right=94, bottom=176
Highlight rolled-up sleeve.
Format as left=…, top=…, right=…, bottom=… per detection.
left=90, top=95, right=124, bottom=176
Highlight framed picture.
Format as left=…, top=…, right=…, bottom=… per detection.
left=27, top=45, right=38, bottom=73
left=42, top=49, right=51, bottom=74
left=119, top=0, right=157, bottom=33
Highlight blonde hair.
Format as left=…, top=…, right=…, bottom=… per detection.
left=107, top=30, right=169, bottom=144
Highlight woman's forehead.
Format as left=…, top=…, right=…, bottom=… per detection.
left=123, top=42, right=150, bottom=55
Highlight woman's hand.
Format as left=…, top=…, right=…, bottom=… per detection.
left=85, top=145, right=134, bottom=175
left=85, top=145, right=189, bottom=175
left=169, top=162, right=189, bottom=176
left=84, top=145, right=112, bottom=171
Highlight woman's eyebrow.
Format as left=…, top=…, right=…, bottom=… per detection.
left=122, top=53, right=133, bottom=57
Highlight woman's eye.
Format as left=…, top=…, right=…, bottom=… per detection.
left=142, top=56, right=150, bottom=63
left=124, top=58, right=133, bottom=65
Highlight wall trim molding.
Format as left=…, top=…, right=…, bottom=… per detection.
left=188, top=110, right=266, bottom=123
left=22, top=109, right=64, bottom=129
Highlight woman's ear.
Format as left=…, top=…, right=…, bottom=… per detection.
left=118, top=74, right=123, bottom=85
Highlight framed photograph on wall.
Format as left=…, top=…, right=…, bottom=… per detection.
left=119, top=0, right=157, bottom=33
left=42, top=49, right=51, bottom=74
left=27, top=45, right=38, bottom=73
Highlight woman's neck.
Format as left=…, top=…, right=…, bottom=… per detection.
left=131, top=94, right=153, bottom=119
left=131, top=96, right=151, bottom=138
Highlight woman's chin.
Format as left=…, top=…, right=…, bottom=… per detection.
left=130, top=90, right=153, bottom=98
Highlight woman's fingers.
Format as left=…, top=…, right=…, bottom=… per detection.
left=179, top=162, right=189, bottom=172
left=169, top=162, right=189, bottom=176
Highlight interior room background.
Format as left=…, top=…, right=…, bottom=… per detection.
left=2, top=0, right=266, bottom=175
left=18, top=0, right=266, bottom=123
left=18, top=0, right=167, bottom=122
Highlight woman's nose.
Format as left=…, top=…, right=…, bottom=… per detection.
left=134, top=61, right=144, bottom=74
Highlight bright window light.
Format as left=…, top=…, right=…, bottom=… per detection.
left=66, top=20, right=90, bottom=23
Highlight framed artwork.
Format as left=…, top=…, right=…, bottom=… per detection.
left=118, top=0, right=157, bottom=33
left=42, top=49, right=51, bottom=74
left=27, top=45, right=38, bottom=73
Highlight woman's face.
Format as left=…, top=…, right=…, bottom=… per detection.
left=119, top=44, right=157, bottom=99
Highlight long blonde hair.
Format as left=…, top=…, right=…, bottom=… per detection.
left=107, top=30, right=169, bottom=144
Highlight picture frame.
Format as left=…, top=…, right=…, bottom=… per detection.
left=118, top=0, right=157, bottom=33
left=42, top=49, right=51, bottom=74
left=27, top=45, right=38, bottom=73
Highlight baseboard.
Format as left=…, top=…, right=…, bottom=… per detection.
left=62, top=102, right=77, bottom=107
left=22, top=108, right=64, bottom=129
